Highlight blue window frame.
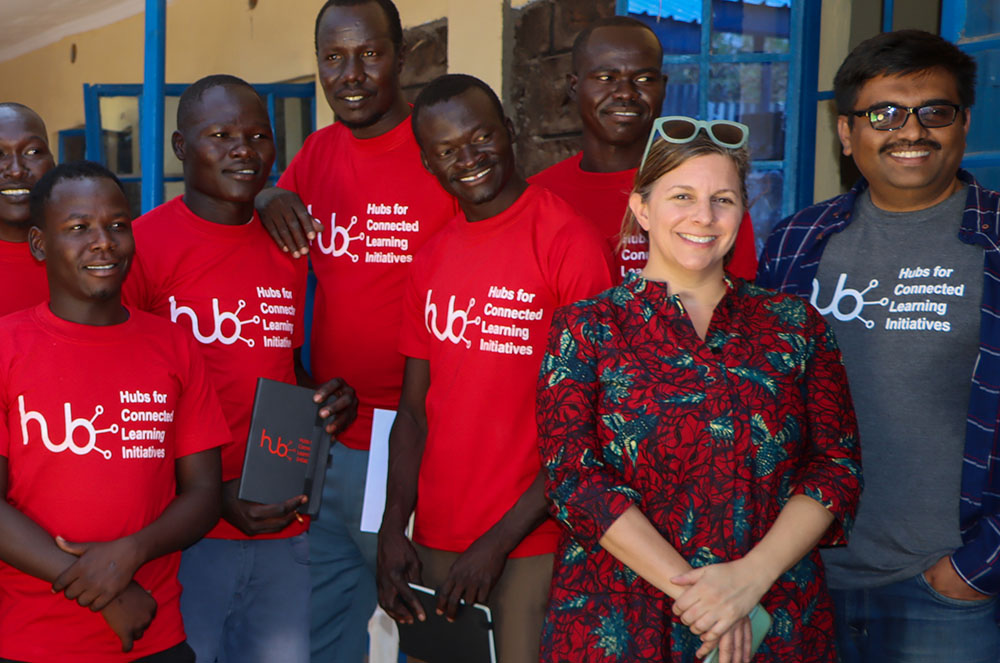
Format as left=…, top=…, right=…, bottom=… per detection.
left=615, top=0, right=822, bottom=251
left=942, top=0, right=1000, bottom=190
left=81, top=82, right=316, bottom=214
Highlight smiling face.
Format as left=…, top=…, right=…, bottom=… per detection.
left=630, top=153, right=743, bottom=284
left=837, top=68, right=969, bottom=211
left=571, top=25, right=665, bottom=151
left=174, top=84, right=275, bottom=222
left=30, top=176, right=133, bottom=320
left=316, top=1, right=409, bottom=139
left=415, top=87, right=522, bottom=221
left=0, top=106, right=55, bottom=239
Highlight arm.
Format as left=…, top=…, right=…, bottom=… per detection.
left=377, top=357, right=430, bottom=624
left=0, top=457, right=157, bottom=651
left=434, top=469, right=550, bottom=619
left=255, top=187, right=322, bottom=259
left=294, top=348, right=359, bottom=439
left=52, top=447, right=222, bottom=610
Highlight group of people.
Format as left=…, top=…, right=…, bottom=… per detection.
left=0, top=0, right=996, bottom=661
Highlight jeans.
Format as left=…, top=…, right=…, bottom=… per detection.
left=178, top=534, right=311, bottom=663
left=831, top=572, right=1000, bottom=663
left=308, top=443, right=379, bottom=663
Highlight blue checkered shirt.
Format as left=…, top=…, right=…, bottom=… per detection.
left=758, top=170, right=1000, bottom=600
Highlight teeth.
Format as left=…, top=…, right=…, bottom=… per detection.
left=234, top=169, right=256, bottom=175
left=84, top=264, right=116, bottom=271
left=344, top=95, right=365, bottom=101
left=0, top=188, right=29, bottom=196
left=891, top=150, right=931, bottom=158
left=612, top=111, right=639, bottom=116
left=678, top=233, right=715, bottom=244
left=459, top=167, right=491, bottom=183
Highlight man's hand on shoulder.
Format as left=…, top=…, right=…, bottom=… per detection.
left=923, top=555, right=992, bottom=601
left=101, top=580, right=157, bottom=652
left=255, top=187, right=322, bottom=259
left=376, top=526, right=426, bottom=624
left=221, top=479, right=305, bottom=536
left=435, top=530, right=509, bottom=621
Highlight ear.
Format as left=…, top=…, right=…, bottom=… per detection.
left=28, top=225, right=45, bottom=261
left=629, top=191, right=650, bottom=232
left=505, top=116, right=517, bottom=143
left=836, top=115, right=853, bottom=157
left=567, top=73, right=579, bottom=102
left=395, top=41, right=407, bottom=75
left=171, top=130, right=186, bottom=161
left=962, top=106, right=971, bottom=138
left=419, top=149, right=432, bottom=175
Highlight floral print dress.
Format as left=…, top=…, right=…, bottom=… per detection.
left=536, top=274, right=862, bottom=662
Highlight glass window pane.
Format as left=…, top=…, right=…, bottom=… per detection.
left=163, top=180, right=185, bottom=203
left=747, top=168, right=784, bottom=254
left=274, top=97, right=311, bottom=172
left=962, top=0, right=1000, bottom=38
left=626, top=0, right=702, bottom=55
left=711, top=0, right=790, bottom=54
left=967, top=48, right=1000, bottom=155
left=99, top=96, right=139, bottom=176
left=663, top=64, right=699, bottom=116
left=163, top=96, right=183, bottom=178
left=708, top=62, right=787, bottom=160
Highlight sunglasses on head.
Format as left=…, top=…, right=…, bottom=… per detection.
left=640, top=116, right=750, bottom=169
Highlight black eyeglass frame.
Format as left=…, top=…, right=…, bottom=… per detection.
left=849, top=103, right=964, bottom=131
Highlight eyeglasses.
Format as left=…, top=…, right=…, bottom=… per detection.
left=850, top=103, right=963, bottom=131
left=640, top=116, right=750, bottom=169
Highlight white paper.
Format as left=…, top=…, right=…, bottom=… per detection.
left=360, top=408, right=396, bottom=533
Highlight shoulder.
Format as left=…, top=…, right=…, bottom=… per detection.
left=528, top=153, right=580, bottom=187
left=529, top=186, right=603, bottom=240
left=132, top=197, right=184, bottom=241
left=735, top=280, right=829, bottom=333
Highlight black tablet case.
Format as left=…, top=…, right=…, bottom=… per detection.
left=397, top=583, right=496, bottom=663
left=237, top=378, right=329, bottom=518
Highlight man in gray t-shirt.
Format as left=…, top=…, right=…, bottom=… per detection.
left=758, top=30, right=1000, bottom=663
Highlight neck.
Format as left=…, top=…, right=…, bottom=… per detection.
left=183, top=191, right=255, bottom=226
left=0, top=219, right=30, bottom=243
left=579, top=132, right=645, bottom=173
left=47, top=296, right=129, bottom=326
left=868, top=175, right=963, bottom=213
left=349, top=94, right=411, bottom=140
left=462, top=176, right=529, bottom=222
left=641, top=262, right=727, bottom=339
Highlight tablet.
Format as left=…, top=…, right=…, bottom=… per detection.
left=396, top=583, right=497, bottom=663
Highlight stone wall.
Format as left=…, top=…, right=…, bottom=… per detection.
left=511, top=0, right=616, bottom=177
left=400, top=19, right=448, bottom=104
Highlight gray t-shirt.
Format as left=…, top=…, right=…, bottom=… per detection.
left=815, top=186, right=983, bottom=589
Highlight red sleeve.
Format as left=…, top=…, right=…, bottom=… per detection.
left=726, top=210, right=758, bottom=281
left=790, top=303, right=863, bottom=546
left=397, top=259, right=431, bottom=360
left=122, top=248, right=152, bottom=312
left=172, top=331, right=232, bottom=458
left=290, top=259, right=308, bottom=348
left=549, top=221, right=615, bottom=307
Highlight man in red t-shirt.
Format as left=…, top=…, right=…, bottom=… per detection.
left=529, top=17, right=758, bottom=282
left=254, top=2, right=456, bottom=660
left=377, top=74, right=614, bottom=663
left=0, top=161, right=227, bottom=662
left=124, top=75, right=357, bottom=663
left=0, top=103, right=54, bottom=315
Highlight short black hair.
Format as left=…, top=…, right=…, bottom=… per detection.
left=571, top=16, right=663, bottom=72
left=176, top=74, right=263, bottom=132
left=314, top=0, right=403, bottom=53
left=411, top=74, right=505, bottom=148
left=30, top=161, right=125, bottom=228
left=834, top=29, right=977, bottom=115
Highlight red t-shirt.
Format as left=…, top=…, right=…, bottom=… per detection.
left=529, top=152, right=759, bottom=281
left=0, top=304, right=228, bottom=663
left=399, top=185, right=614, bottom=557
left=124, top=196, right=308, bottom=540
left=0, top=239, right=47, bottom=316
left=277, top=118, right=456, bottom=451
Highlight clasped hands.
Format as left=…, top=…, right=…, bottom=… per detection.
left=671, top=557, right=769, bottom=663
left=51, top=535, right=156, bottom=652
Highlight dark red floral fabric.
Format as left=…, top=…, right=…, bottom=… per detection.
left=537, top=274, right=862, bottom=662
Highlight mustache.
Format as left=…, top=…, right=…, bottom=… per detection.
left=880, top=138, right=941, bottom=154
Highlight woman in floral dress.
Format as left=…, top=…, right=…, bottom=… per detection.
left=536, top=118, right=862, bottom=663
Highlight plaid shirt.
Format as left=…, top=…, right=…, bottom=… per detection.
left=758, top=170, right=1000, bottom=599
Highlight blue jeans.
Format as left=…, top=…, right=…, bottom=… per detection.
left=309, top=443, right=379, bottom=663
left=178, top=534, right=310, bottom=663
left=831, top=573, right=1000, bottom=663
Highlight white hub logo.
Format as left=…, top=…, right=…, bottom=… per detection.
left=811, top=274, right=888, bottom=329
left=424, top=289, right=480, bottom=348
left=19, top=395, right=115, bottom=459
left=170, top=296, right=260, bottom=347
left=311, top=206, right=364, bottom=263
